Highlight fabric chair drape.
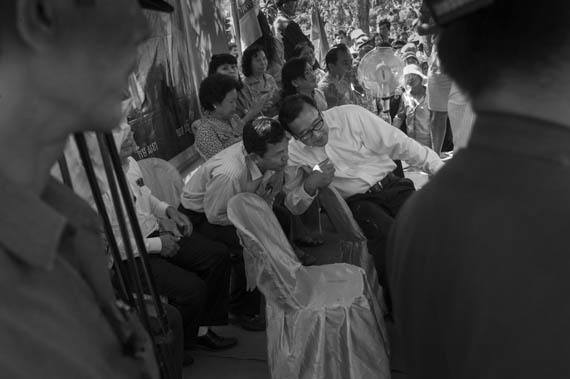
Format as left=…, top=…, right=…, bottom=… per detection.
left=228, top=193, right=391, bottom=379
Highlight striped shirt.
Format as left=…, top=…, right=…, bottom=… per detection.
left=181, top=142, right=285, bottom=226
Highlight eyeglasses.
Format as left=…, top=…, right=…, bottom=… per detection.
left=296, top=112, right=325, bottom=141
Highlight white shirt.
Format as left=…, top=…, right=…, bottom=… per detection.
left=286, top=105, right=444, bottom=206
left=103, top=157, right=170, bottom=258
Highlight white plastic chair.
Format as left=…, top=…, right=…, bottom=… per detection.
left=137, top=158, right=183, bottom=207
left=228, top=193, right=391, bottom=379
left=138, top=158, right=183, bottom=235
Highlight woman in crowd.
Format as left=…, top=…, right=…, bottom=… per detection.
left=207, top=53, right=267, bottom=125
left=238, top=44, right=280, bottom=118
left=292, top=41, right=326, bottom=84
left=192, top=74, right=244, bottom=160
left=281, top=57, right=327, bottom=111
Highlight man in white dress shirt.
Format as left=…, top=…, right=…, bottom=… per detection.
left=279, top=94, right=444, bottom=288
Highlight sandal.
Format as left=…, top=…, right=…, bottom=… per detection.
left=294, top=236, right=324, bottom=248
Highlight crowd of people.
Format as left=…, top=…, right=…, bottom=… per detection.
left=3, top=0, right=570, bottom=378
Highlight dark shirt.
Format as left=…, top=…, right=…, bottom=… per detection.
left=388, top=112, right=570, bottom=379
left=0, top=176, right=145, bottom=378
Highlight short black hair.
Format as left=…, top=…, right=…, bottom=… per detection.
left=437, top=0, right=570, bottom=98
left=241, top=44, right=265, bottom=77
left=378, top=19, right=391, bottom=30
left=281, top=57, right=309, bottom=99
left=207, top=54, right=238, bottom=76
left=335, top=30, right=347, bottom=38
left=198, top=74, right=239, bottom=112
left=292, top=41, right=314, bottom=58
left=243, top=117, right=286, bottom=157
left=292, top=41, right=321, bottom=70
left=324, top=44, right=350, bottom=71
left=278, top=94, right=317, bottom=134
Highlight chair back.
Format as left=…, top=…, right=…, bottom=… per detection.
left=317, top=187, right=366, bottom=241
left=317, top=187, right=384, bottom=308
left=137, top=158, right=183, bottom=206
left=228, top=193, right=303, bottom=309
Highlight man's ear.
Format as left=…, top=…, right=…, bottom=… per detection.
left=16, top=0, right=56, bottom=51
left=291, top=78, right=301, bottom=89
left=247, top=152, right=262, bottom=165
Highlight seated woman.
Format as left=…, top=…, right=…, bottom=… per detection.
left=193, top=74, right=243, bottom=160
left=281, top=57, right=327, bottom=111
left=208, top=53, right=268, bottom=125
left=238, top=44, right=280, bottom=118
left=292, top=41, right=326, bottom=84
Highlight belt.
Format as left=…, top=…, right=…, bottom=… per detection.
left=367, top=172, right=399, bottom=193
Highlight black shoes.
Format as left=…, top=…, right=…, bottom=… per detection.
left=232, top=313, right=266, bottom=332
left=194, top=329, right=238, bottom=351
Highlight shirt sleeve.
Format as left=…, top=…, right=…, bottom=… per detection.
left=283, top=165, right=317, bottom=215
left=149, top=193, right=169, bottom=219
left=146, top=237, right=162, bottom=254
left=203, top=173, right=242, bottom=226
left=237, top=86, right=253, bottom=119
left=99, top=191, right=163, bottom=256
left=359, top=108, right=444, bottom=175
left=194, top=120, right=225, bottom=160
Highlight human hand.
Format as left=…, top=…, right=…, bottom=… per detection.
left=159, top=234, right=180, bottom=258
left=303, top=159, right=335, bottom=196
left=249, top=93, right=272, bottom=116
left=166, top=206, right=193, bottom=237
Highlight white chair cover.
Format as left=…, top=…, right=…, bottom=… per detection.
left=137, top=158, right=183, bottom=207
left=228, top=193, right=391, bottom=379
left=138, top=158, right=183, bottom=235
left=316, top=187, right=385, bottom=308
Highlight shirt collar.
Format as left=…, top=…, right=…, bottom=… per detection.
left=243, top=146, right=264, bottom=181
left=0, top=175, right=68, bottom=269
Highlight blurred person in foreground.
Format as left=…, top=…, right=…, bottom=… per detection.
left=0, top=0, right=169, bottom=377
left=387, top=1, right=570, bottom=378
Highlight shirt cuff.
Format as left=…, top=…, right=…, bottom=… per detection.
left=300, top=183, right=318, bottom=200
left=156, top=201, right=170, bottom=219
left=147, top=237, right=162, bottom=254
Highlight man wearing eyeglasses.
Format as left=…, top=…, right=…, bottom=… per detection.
left=279, top=95, right=443, bottom=288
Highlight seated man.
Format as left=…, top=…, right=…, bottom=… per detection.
left=107, top=128, right=237, bottom=353
left=179, top=118, right=316, bottom=330
left=279, top=95, right=444, bottom=288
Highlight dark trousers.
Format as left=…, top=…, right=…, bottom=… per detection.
left=141, top=231, right=231, bottom=348
left=162, top=303, right=184, bottom=379
left=346, top=174, right=415, bottom=288
left=179, top=203, right=292, bottom=317
left=179, top=206, right=261, bottom=316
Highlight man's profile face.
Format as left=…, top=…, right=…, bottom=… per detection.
left=255, top=138, right=289, bottom=172
left=335, top=35, right=347, bottom=46
left=332, top=50, right=353, bottom=77
left=288, top=103, right=329, bottom=147
left=33, top=0, right=150, bottom=132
